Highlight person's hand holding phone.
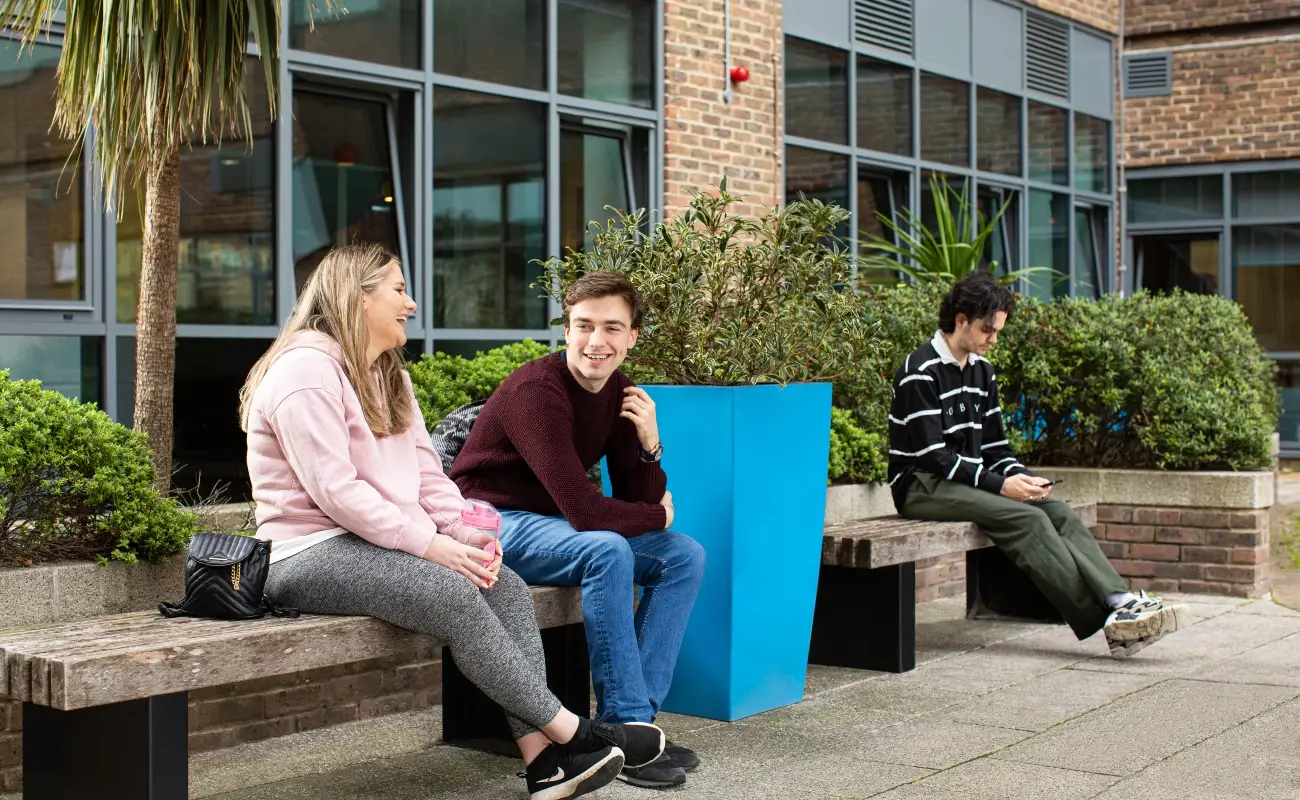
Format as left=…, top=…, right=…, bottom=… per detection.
left=1001, top=474, right=1055, bottom=503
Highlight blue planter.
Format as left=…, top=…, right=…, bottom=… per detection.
left=607, top=382, right=832, bottom=721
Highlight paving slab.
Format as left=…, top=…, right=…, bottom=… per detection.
left=1091, top=697, right=1300, bottom=800
left=996, top=678, right=1299, bottom=776
left=938, top=669, right=1166, bottom=732
left=847, top=719, right=1031, bottom=770
left=1234, top=596, right=1300, bottom=617
left=873, top=757, right=1119, bottom=800
left=804, top=663, right=884, bottom=695
left=810, top=675, right=977, bottom=717
left=1071, top=609, right=1300, bottom=677
left=894, top=635, right=1094, bottom=695
left=1191, top=632, right=1300, bottom=687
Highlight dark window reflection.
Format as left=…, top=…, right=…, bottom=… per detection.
left=0, top=335, right=100, bottom=405
left=856, top=57, right=910, bottom=156
left=1128, top=175, right=1222, bottom=224
left=920, top=73, right=970, bottom=167
left=561, top=125, right=646, bottom=253
left=1136, top=234, right=1219, bottom=296
left=291, top=89, right=403, bottom=293
left=117, top=60, right=274, bottom=324
left=433, top=89, right=547, bottom=330
left=1027, top=190, right=1069, bottom=301
left=558, top=0, right=654, bottom=108
left=783, top=146, right=850, bottom=240
left=857, top=168, right=910, bottom=284
left=978, top=186, right=1020, bottom=276
left=785, top=36, right=848, bottom=145
left=435, top=0, right=545, bottom=90
left=1028, top=102, right=1068, bottom=186
left=1075, top=113, right=1110, bottom=193
left=1073, top=206, right=1106, bottom=299
left=1278, top=361, right=1300, bottom=446
left=977, top=88, right=1021, bottom=176
left=290, top=0, right=420, bottom=69
left=1234, top=224, right=1300, bottom=352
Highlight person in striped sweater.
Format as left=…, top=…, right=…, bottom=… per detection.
left=887, top=272, right=1188, bottom=658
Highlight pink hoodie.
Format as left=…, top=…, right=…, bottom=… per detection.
left=246, top=331, right=468, bottom=556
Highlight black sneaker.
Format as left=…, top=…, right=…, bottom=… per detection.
left=618, top=751, right=688, bottom=789
left=664, top=739, right=700, bottom=772
left=570, top=719, right=666, bottom=769
left=525, top=742, right=624, bottom=800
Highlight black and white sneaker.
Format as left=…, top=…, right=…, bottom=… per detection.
left=525, top=742, right=624, bottom=800
left=664, top=739, right=700, bottom=772
left=1104, top=599, right=1190, bottom=658
left=570, top=719, right=666, bottom=769
left=619, top=752, right=687, bottom=789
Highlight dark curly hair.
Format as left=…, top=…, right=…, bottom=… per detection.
left=938, top=272, right=1016, bottom=333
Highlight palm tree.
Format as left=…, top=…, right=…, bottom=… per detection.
left=0, top=3, right=287, bottom=491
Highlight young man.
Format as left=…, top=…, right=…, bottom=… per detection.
left=888, top=272, right=1188, bottom=657
left=451, top=272, right=705, bottom=789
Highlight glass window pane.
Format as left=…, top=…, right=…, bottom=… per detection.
left=1233, top=170, right=1300, bottom=219
left=1278, top=361, right=1300, bottom=447
left=783, top=146, right=850, bottom=239
left=920, top=73, right=970, bottom=168
left=434, top=0, right=545, bottom=90
left=1128, top=175, right=1223, bottom=224
left=1233, top=224, right=1300, bottom=352
left=1074, top=113, right=1110, bottom=193
left=976, top=88, right=1021, bottom=177
left=1027, top=191, right=1069, bottom=301
left=978, top=186, right=1019, bottom=276
left=117, top=64, right=275, bottom=324
left=856, top=57, right=911, bottom=157
left=0, top=40, right=85, bottom=303
left=289, top=0, right=420, bottom=69
left=785, top=37, right=848, bottom=145
left=1073, top=207, right=1104, bottom=299
left=561, top=128, right=631, bottom=253
left=1027, top=102, right=1068, bottom=186
left=433, top=89, right=546, bottom=330
left=0, top=335, right=100, bottom=405
left=1136, top=234, right=1219, bottom=295
left=558, top=0, right=654, bottom=108
left=857, top=168, right=910, bottom=283
left=919, top=172, right=969, bottom=241
left=291, top=89, right=403, bottom=294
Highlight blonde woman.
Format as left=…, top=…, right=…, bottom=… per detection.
left=240, top=244, right=665, bottom=799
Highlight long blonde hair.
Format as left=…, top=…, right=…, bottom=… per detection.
left=239, top=243, right=413, bottom=437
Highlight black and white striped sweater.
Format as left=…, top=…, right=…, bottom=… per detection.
left=886, top=331, right=1031, bottom=512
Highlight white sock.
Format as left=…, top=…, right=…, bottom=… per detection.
left=1107, top=591, right=1138, bottom=609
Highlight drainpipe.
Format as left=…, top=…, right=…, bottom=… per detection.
left=1115, top=1, right=1128, bottom=297
left=723, top=0, right=733, bottom=104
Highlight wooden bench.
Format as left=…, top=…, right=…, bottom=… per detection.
left=0, top=586, right=587, bottom=800
left=809, top=502, right=1096, bottom=674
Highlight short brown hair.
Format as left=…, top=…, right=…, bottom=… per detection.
left=562, top=271, right=646, bottom=329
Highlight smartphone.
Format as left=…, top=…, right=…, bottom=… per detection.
left=1042, top=478, right=1066, bottom=487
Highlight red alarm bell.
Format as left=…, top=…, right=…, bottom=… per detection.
left=730, top=66, right=750, bottom=84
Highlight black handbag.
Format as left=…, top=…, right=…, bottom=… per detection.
left=159, top=533, right=299, bottom=620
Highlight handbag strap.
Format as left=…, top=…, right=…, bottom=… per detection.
left=263, top=597, right=301, bottom=619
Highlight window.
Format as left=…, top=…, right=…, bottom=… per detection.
left=784, top=37, right=848, bottom=145
left=784, top=147, right=850, bottom=239
left=1135, top=234, right=1219, bottom=295
left=0, top=40, right=85, bottom=304
left=557, top=0, right=655, bottom=108
left=919, top=173, right=968, bottom=242
left=291, top=89, right=404, bottom=294
left=1233, top=170, right=1300, bottom=219
left=435, top=0, right=545, bottom=90
left=978, top=186, right=1020, bottom=276
left=976, top=89, right=1021, bottom=177
left=560, top=124, right=647, bottom=253
left=920, top=74, right=970, bottom=168
left=289, top=0, right=420, bottom=68
left=1128, top=175, right=1223, bottom=224
left=1074, top=113, right=1110, bottom=193
left=117, top=64, right=275, bottom=324
left=0, top=335, right=100, bottom=404
left=1233, top=225, right=1300, bottom=353
left=1027, top=191, right=1069, bottom=301
left=1027, top=102, right=1068, bottom=186
left=432, top=89, right=547, bottom=330
left=1279, top=361, right=1300, bottom=447
left=856, top=57, right=911, bottom=157
left=857, top=167, right=910, bottom=283
left=1073, top=205, right=1107, bottom=298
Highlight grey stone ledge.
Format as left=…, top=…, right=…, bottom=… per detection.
left=1030, top=467, right=1274, bottom=510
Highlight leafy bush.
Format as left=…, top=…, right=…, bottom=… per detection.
left=828, top=407, right=888, bottom=485
left=0, top=372, right=196, bottom=566
left=534, top=179, right=881, bottom=387
left=994, top=291, right=1279, bottom=471
left=407, top=340, right=552, bottom=428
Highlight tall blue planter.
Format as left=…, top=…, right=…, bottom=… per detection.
left=607, top=382, right=832, bottom=721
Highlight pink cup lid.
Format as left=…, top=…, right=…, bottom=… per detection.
left=461, top=499, right=501, bottom=531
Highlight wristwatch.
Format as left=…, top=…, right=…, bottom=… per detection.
left=638, top=442, right=664, bottom=463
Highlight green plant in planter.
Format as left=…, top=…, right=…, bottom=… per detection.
left=0, top=371, right=197, bottom=566
left=858, top=174, right=1058, bottom=289
left=534, top=179, right=881, bottom=386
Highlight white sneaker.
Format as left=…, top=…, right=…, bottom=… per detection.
left=1104, top=600, right=1190, bottom=658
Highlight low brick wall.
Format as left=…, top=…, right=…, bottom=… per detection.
left=916, top=552, right=967, bottom=603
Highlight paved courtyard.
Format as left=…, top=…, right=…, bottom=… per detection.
left=119, top=592, right=1300, bottom=800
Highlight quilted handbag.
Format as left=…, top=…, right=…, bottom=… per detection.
left=159, top=533, right=299, bottom=620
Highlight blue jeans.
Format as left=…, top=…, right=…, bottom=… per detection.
left=498, top=511, right=706, bottom=724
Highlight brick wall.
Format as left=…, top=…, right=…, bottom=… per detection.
left=664, top=0, right=782, bottom=219
left=1024, top=0, right=1119, bottom=33
left=1123, top=41, right=1300, bottom=168
left=0, top=647, right=443, bottom=794
left=916, top=552, right=967, bottom=603
left=1125, top=0, right=1300, bottom=37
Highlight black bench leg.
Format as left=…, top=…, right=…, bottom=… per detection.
left=24, top=692, right=188, bottom=800
left=809, top=563, right=916, bottom=673
left=443, top=622, right=592, bottom=756
left=966, top=547, right=1066, bottom=624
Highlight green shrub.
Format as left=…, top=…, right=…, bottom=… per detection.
left=994, top=291, right=1279, bottom=471
left=407, top=340, right=552, bottom=428
left=0, top=371, right=196, bottom=565
left=828, top=407, right=888, bottom=485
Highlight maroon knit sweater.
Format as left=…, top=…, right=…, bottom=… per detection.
left=450, top=352, right=669, bottom=537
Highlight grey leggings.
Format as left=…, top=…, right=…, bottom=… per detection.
left=265, top=534, right=562, bottom=740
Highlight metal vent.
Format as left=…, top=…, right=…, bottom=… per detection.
left=1123, top=52, right=1173, bottom=98
left=1026, top=12, right=1069, bottom=98
left=854, top=0, right=913, bottom=56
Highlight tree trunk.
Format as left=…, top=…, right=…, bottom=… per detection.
left=134, top=141, right=182, bottom=494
